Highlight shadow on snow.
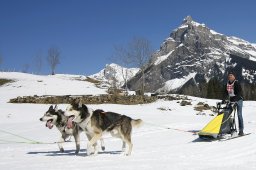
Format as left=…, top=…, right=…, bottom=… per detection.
left=27, top=149, right=122, bottom=157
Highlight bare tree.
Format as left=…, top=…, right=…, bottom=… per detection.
left=112, top=45, right=133, bottom=94
left=129, top=37, right=153, bottom=94
left=108, top=66, right=118, bottom=89
left=114, top=37, right=153, bottom=95
left=47, top=47, right=60, bottom=75
left=34, top=51, right=43, bottom=74
left=22, top=64, right=30, bottom=73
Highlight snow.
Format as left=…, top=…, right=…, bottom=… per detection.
left=207, top=48, right=224, bottom=59
left=225, top=43, right=247, bottom=56
left=245, top=50, right=256, bottom=61
left=178, top=24, right=188, bottom=29
left=89, top=63, right=139, bottom=88
left=154, top=50, right=174, bottom=65
left=165, top=37, right=176, bottom=42
left=210, top=29, right=223, bottom=35
left=227, top=36, right=251, bottom=46
left=191, top=21, right=205, bottom=27
left=177, top=20, right=204, bottom=30
left=242, top=68, right=256, bottom=83
left=0, top=72, right=107, bottom=103
left=226, top=36, right=256, bottom=61
left=156, top=73, right=197, bottom=93
left=0, top=72, right=256, bottom=170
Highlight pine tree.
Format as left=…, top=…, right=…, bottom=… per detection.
left=207, top=77, right=223, bottom=99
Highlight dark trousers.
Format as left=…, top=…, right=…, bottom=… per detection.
left=236, top=99, right=244, bottom=132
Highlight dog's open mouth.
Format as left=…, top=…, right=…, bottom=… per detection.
left=67, top=115, right=75, bottom=129
left=46, top=119, right=53, bottom=129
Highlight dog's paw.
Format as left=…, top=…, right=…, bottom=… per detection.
left=86, top=150, right=92, bottom=156
left=123, top=152, right=131, bottom=156
left=93, top=151, right=99, bottom=156
left=60, top=148, right=64, bottom=152
left=87, top=145, right=93, bottom=156
left=101, top=146, right=105, bottom=151
left=86, top=152, right=91, bottom=156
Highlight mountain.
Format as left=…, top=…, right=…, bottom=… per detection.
left=1, top=71, right=256, bottom=169
left=89, top=63, right=139, bottom=88
left=127, top=16, right=256, bottom=99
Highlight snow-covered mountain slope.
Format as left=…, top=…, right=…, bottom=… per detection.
left=0, top=72, right=107, bottom=102
left=0, top=72, right=255, bottom=169
left=89, top=63, right=139, bottom=88
left=156, top=73, right=197, bottom=93
left=154, top=16, right=256, bottom=66
left=127, top=16, right=256, bottom=96
left=226, top=36, right=256, bottom=61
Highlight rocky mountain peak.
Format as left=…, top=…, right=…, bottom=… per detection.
left=182, top=15, right=193, bottom=24
left=127, top=16, right=256, bottom=99
left=89, top=63, right=139, bottom=89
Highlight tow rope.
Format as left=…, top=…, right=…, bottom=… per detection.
left=0, top=122, right=199, bottom=145
left=0, top=129, right=53, bottom=144
left=144, top=122, right=199, bottom=135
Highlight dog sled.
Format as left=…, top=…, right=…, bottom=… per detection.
left=198, top=101, right=238, bottom=140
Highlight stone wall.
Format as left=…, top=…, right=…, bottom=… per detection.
left=9, top=94, right=187, bottom=105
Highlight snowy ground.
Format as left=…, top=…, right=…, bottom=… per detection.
left=0, top=72, right=256, bottom=170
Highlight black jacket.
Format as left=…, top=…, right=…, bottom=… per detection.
left=223, top=80, right=243, bottom=102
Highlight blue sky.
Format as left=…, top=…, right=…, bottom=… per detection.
left=0, top=0, right=256, bottom=75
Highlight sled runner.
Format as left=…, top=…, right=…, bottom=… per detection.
left=198, top=101, right=238, bottom=140
left=219, top=133, right=251, bottom=141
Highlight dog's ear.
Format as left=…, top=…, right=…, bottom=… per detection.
left=71, top=98, right=82, bottom=107
left=54, top=105, right=58, bottom=112
left=78, top=100, right=83, bottom=108
left=75, top=98, right=80, bottom=104
left=49, top=105, right=54, bottom=110
left=80, top=104, right=89, bottom=119
left=81, top=104, right=88, bottom=111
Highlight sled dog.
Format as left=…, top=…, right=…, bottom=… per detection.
left=40, top=105, right=105, bottom=154
left=64, top=102, right=143, bottom=156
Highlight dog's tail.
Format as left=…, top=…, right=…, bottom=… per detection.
left=131, top=119, right=143, bottom=128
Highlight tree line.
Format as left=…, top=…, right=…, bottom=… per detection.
left=0, top=47, right=60, bottom=75
left=182, top=76, right=256, bottom=100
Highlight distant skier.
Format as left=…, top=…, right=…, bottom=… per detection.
left=222, top=71, right=244, bottom=136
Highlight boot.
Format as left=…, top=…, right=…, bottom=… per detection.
left=238, top=130, right=244, bottom=136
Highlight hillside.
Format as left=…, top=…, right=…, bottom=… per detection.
left=0, top=72, right=107, bottom=103
left=127, top=16, right=256, bottom=99
left=0, top=72, right=255, bottom=170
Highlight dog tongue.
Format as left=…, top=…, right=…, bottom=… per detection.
left=46, top=121, right=53, bottom=129
left=67, top=117, right=73, bottom=129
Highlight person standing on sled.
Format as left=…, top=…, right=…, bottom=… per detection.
left=222, top=71, right=244, bottom=136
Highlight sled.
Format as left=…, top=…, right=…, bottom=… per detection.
left=198, top=101, right=237, bottom=140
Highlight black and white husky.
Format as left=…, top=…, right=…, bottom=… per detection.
left=64, top=102, right=143, bottom=156
left=39, top=105, right=82, bottom=154
left=40, top=105, right=105, bottom=154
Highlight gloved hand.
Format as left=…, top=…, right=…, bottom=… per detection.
left=221, top=100, right=225, bottom=104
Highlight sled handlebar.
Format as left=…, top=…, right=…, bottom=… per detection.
left=217, top=101, right=237, bottom=110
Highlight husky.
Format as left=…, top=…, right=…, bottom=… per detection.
left=40, top=105, right=105, bottom=154
left=64, top=102, right=143, bottom=156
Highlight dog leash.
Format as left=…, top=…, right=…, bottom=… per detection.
left=0, top=123, right=198, bottom=145
left=0, top=129, right=80, bottom=145
left=144, top=121, right=199, bottom=135
left=0, top=129, right=54, bottom=144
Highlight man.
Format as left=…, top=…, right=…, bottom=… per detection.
left=223, top=71, right=244, bottom=136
